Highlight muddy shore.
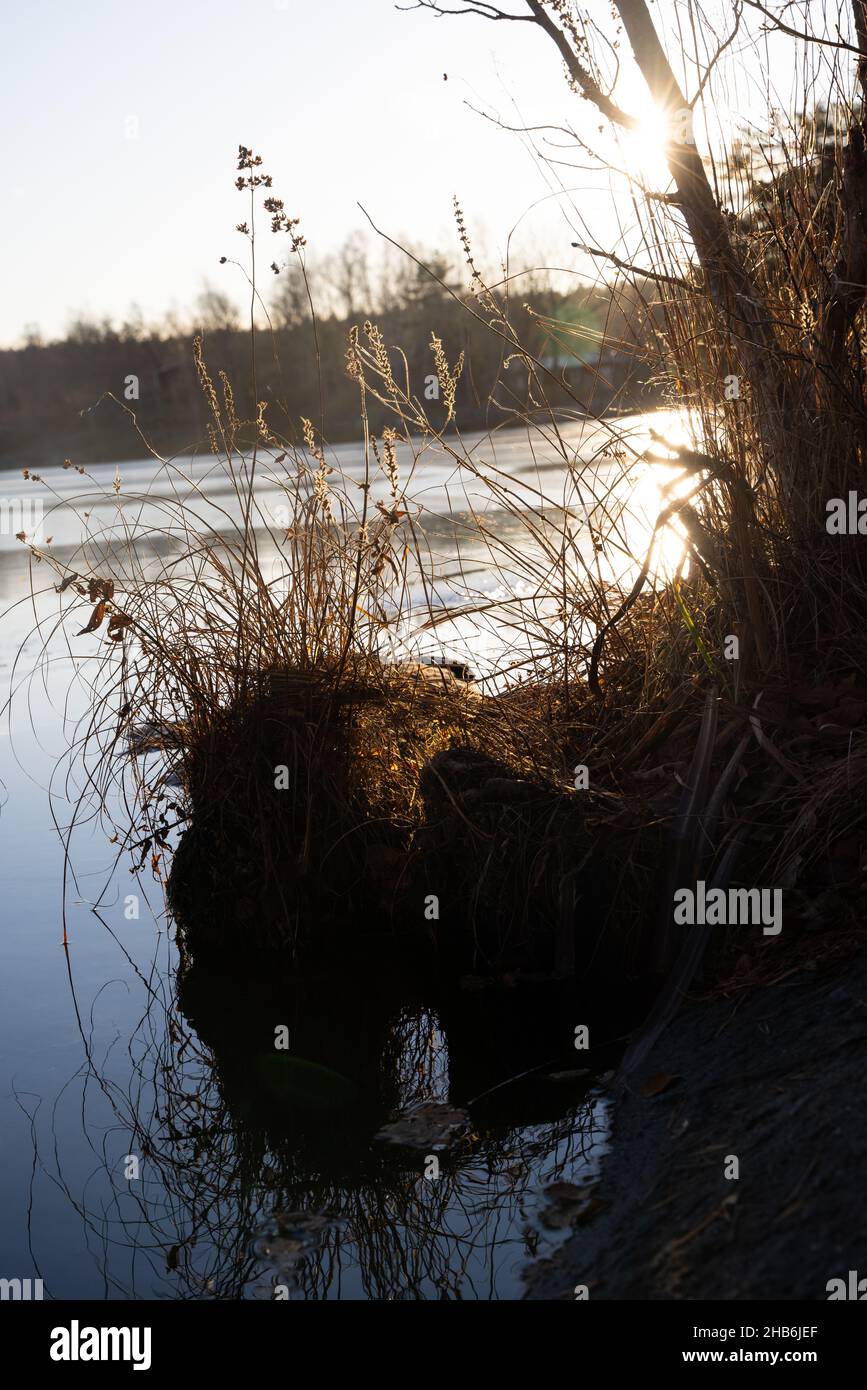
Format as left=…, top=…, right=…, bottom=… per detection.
left=526, top=944, right=867, bottom=1300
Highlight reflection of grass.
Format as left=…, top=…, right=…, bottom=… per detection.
left=30, top=958, right=605, bottom=1301
left=255, top=1114, right=604, bottom=1302
left=252, top=1053, right=361, bottom=1110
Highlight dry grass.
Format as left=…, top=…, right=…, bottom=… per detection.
left=17, top=11, right=867, bottom=987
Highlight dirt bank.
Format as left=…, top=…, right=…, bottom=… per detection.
left=526, top=943, right=867, bottom=1300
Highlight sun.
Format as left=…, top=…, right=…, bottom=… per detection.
left=623, top=99, right=673, bottom=186
left=612, top=64, right=677, bottom=186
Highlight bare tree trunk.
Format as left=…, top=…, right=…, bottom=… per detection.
left=530, top=1, right=791, bottom=436
left=610, top=0, right=778, bottom=668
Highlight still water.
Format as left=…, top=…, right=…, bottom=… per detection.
left=0, top=411, right=685, bottom=1299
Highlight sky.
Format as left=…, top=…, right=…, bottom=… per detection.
left=0, top=0, right=849, bottom=346
left=1, top=0, right=602, bottom=344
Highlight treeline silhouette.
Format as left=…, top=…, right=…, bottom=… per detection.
left=0, top=238, right=660, bottom=467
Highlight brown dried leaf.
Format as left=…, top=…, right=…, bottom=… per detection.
left=539, top=1181, right=605, bottom=1229
left=544, top=1181, right=584, bottom=1202
left=375, top=500, right=408, bottom=524
left=374, top=1101, right=469, bottom=1152
left=107, top=612, right=133, bottom=641
left=87, top=577, right=115, bottom=603
left=78, top=600, right=106, bottom=635
left=640, top=1072, right=679, bottom=1098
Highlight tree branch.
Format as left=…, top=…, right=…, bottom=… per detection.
left=742, top=0, right=862, bottom=55
left=524, top=0, right=638, bottom=129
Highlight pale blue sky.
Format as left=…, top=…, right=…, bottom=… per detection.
left=1, top=1, right=837, bottom=346
left=2, top=0, right=595, bottom=344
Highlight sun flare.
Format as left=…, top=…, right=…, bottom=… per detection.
left=623, top=100, right=673, bottom=185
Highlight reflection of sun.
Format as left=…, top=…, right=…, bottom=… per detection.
left=615, top=411, right=700, bottom=582
left=627, top=463, right=691, bottom=579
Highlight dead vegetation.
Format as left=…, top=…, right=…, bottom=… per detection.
left=13, top=4, right=867, bottom=1004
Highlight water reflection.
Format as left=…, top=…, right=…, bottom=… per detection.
left=29, top=949, right=606, bottom=1300
left=3, top=413, right=691, bottom=1299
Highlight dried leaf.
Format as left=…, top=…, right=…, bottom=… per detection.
left=87, top=577, right=115, bottom=602
left=78, top=600, right=106, bottom=635
left=539, top=1181, right=605, bottom=1229
left=640, top=1072, right=679, bottom=1098
left=376, top=500, right=408, bottom=524
left=544, top=1181, right=584, bottom=1202
left=374, top=1101, right=469, bottom=1152
left=107, top=613, right=133, bottom=641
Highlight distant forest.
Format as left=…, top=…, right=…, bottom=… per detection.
left=0, top=235, right=662, bottom=466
